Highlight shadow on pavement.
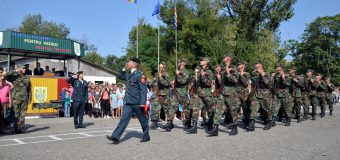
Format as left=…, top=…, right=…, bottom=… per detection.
left=119, top=131, right=143, bottom=143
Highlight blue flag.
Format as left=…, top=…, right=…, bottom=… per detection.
left=152, top=0, right=160, bottom=16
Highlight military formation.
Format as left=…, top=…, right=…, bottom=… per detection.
left=148, top=55, right=336, bottom=136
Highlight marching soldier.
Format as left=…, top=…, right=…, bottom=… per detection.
left=6, top=65, right=31, bottom=134
left=166, top=58, right=190, bottom=132
left=186, top=57, right=214, bottom=134
left=306, top=69, right=318, bottom=120
left=149, top=73, right=160, bottom=128
left=273, top=65, right=292, bottom=126
left=247, top=62, right=272, bottom=131
left=315, top=74, right=327, bottom=118
left=289, top=67, right=303, bottom=123
left=151, top=62, right=172, bottom=130
left=301, top=72, right=311, bottom=120
left=208, top=64, right=239, bottom=136
left=325, top=77, right=334, bottom=116
left=237, top=62, right=251, bottom=129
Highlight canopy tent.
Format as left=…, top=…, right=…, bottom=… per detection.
left=0, top=31, right=85, bottom=71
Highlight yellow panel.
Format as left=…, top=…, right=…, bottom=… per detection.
left=27, top=77, right=58, bottom=114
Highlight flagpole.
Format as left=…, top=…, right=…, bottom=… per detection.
left=158, top=22, right=160, bottom=73
left=136, top=1, right=139, bottom=58
left=175, top=0, right=178, bottom=70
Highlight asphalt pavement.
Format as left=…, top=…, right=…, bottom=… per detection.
left=0, top=104, right=339, bottom=160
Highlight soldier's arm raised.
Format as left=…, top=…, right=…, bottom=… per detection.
left=261, top=74, right=271, bottom=85
left=201, top=70, right=214, bottom=87
left=118, top=70, right=127, bottom=81
left=177, top=69, right=189, bottom=85
left=159, top=72, right=170, bottom=87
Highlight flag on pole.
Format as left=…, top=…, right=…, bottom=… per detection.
left=152, top=0, right=161, bottom=16
left=174, top=6, right=178, bottom=29
left=128, top=0, right=137, bottom=4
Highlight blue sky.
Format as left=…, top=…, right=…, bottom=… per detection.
left=0, top=0, right=339, bottom=58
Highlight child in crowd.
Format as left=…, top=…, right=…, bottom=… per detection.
left=110, top=90, right=118, bottom=118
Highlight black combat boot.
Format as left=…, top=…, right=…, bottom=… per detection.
left=183, top=119, right=191, bottom=130
left=297, top=116, right=301, bottom=123
left=150, top=121, right=158, bottom=129
left=271, top=117, right=277, bottom=127
left=229, top=125, right=238, bottom=136
left=242, top=118, right=250, bottom=129
left=165, top=121, right=174, bottom=132
left=312, top=114, right=316, bottom=120
left=284, top=117, right=291, bottom=126
left=186, top=120, right=197, bottom=134
left=207, top=115, right=214, bottom=131
left=330, top=110, right=333, bottom=116
left=263, top=119, right=272, bottom=130
left=161, top=121, right=169, bottom=129
left=200, top=117, right=208, bottom=126
left=207, top=124, right=219, bottom=136
left=246, top=119, right=255, bottom=131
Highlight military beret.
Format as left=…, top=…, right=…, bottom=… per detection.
left=195, top=66, right=201, bottom=70
left=200, top=57, right=210, bottom=63
left=289, top=67, right=297, bottom=71
left=215, top=64, right=221, bottom=68
left=129, top=57, right=140, bottom=64
left=237, top=61, right=248, bottom=66
left=316, top=73, right=323, bottom=77
left=306, top=69, right=314, bottom=73
left=223, top=54, right=232, bottom=58
left=159, top=61, right=166, bottom=65
left=275, top=64, right=284, bottom=68
left=77, top=71, right=83, bottom=74
left=178, top=58, right=188, bottom=63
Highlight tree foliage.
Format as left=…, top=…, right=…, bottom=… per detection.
left=291, top=14, right=340, bottom=85
left=18, top=14, right=70, bottom=38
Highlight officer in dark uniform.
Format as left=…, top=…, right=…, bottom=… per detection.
left=67, top=71, right=88, bottom=129
left=24, top=64, right=32, bottom=76
left=106, top=57, right=149, bottom=144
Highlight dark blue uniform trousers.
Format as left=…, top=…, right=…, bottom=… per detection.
left=73, top=101, right=86, bottom=125
left=111, top=104, right=150, bottom=140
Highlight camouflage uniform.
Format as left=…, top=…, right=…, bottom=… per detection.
left=290, top=75, right=304, bottom=122
left=169, top=67, right=189, bottom=121
left=248, top=72, right=272, bottom=130
left=273, top=73, right=292, bottom=125
left=237, top=72, right=251, bottom=127
left=149, top=78, right=160, bottom=122
left=187, top=64, right=214, bottom=134
left=316, top=79, right=327, bottom=117
left=214, top=69, right=239, bottom=126
left=325, top=82, right=334, bottom=115
left=8, top=71, right=30, bottom=133
left=308, top=77, right=319, bottom=119
left=301, top=75, right=311, bottom=119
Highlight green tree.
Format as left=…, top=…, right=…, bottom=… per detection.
left=84, top=52, right=105, bottom=65
left=291, top=14, right=340, bottom=84
left=18, top=14, right=70, bottom=38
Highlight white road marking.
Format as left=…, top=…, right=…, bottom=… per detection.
left=12, top=139, right=26, bottom=145
left=0, top=127, right=143, bottom=147
left=48, top=135, right=63, bottom=140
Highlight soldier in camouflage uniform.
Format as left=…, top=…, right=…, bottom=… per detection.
left=270, top=72, right=278, bottom=127
left=7, top=66, right=30, bottom=134
left=237, top=62, right=251, bottom=129
left=306, top=70, right=318, bottom=120
left=165, top=59, right=190, bottom=132
left=152, top=62, right=172, bottom=129
left=289, top=67, right=303, bottom=123
left=325, top=77, right=334, bottom=116
left=186, top=57, right=214, bottom=134
left=315, top=74, right=327, bottom=118
left=149, top=73, right=160, bottom=128
left=301, top=73, right=311, bottom=120
left=247, top=62, right=272, bottom=131
left=207, top=64, right=239, bottom=136
left=273, top=65, right=292, bottom=127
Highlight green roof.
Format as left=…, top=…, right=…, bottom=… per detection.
left=0, top=31, right=85, bottom=59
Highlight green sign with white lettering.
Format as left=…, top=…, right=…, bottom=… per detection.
left=0, top=31, right=84, bottom=57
